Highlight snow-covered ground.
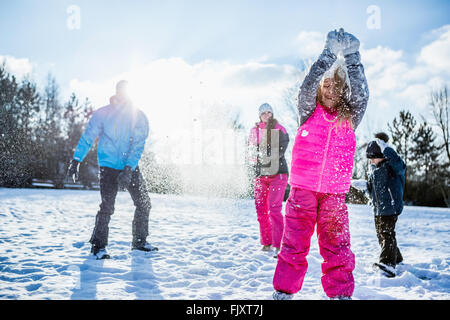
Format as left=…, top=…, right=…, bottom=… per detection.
left=0, top=188, right=449, bottom=300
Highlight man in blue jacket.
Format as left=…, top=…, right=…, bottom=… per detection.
left=67, top=80, right=157, bottom=259
left=353, top=132, right=405, bottom=277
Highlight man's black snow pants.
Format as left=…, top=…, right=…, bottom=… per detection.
left=374, top=215, right=403, bottom=267
left=89, top=166, right=151, bottom=250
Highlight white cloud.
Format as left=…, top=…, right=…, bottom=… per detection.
left=0, top=55, right=33, bottom=78
left=418, top=25, right=450, bottom=72
left=362, top=46, right=403, bottom=74
left=357, top=25, right=450, bottom=131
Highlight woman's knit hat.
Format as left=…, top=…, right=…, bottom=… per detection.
left=259, top=103, right=273, bottom=116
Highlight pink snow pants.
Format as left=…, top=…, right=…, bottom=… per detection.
left=254, top=174, right=288, bottom=249
left=273, top=187, right=355, bottom=298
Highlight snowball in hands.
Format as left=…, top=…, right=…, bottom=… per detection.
left=351, top=179, right=368, bottom=192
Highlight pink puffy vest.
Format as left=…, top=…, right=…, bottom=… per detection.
left=248, top=122, right=287, bottom=146
left=289, top=103, right=356, bottom=194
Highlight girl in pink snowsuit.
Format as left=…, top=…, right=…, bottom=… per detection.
left=248, top=103, right=290, bottom=256
left=273, top=29, right=369, bottom=300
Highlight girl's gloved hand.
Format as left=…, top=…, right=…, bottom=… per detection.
left=325, top=29, right=342, bottom=56
left=341, top=31, right=360, bottom=56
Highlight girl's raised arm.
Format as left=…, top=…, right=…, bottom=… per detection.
left=297, top=31, right=340, bottom=126
left=341, top=31, right=369, bottom=130
left=345, top=51, right=369, bottom=130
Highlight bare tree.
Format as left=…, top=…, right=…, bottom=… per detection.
left=430, top=85, right=450, bottom=164
left=428, top=86, right=450, bottom=207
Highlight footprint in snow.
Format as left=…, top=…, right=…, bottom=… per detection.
left=25, top=283, right=42, bottom=292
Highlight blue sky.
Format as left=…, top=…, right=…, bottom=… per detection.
left=1, top=0, right=450, bottom=148
left=1, top=0, right=449, bottom=80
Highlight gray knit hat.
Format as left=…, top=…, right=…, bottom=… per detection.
left=116, top=80, right=129, bottom=94
left=259, top=103, right=273, bottom=116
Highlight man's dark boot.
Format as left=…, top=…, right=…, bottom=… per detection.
left=91, top=245, right=110, bottom=260
left=132, top=241, right=158, bottom=252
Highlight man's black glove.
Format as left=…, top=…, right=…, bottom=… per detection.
left=67, top=159, right=80, bottom=183
left=118, top=166, right=133, bottom=189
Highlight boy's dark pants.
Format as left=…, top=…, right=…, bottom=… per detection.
left=374, top=215, right=403, bottom=267
left=90, top=166, right=151, bottom=250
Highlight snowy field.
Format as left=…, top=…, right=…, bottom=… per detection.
left=0, top=188, right=449, bottom=300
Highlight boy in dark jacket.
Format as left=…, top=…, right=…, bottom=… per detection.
left=352, top=132, right=406, bottom=277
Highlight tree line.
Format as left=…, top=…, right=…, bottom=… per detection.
left=0, top=64, right=180, bottom=194
left=0, top=65, right=92, bottom=188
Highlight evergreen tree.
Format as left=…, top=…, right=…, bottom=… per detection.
left=15, top=77, right=41, bottom=186
left=388, top=110, right=417, bottom=202
left=0, top=65, right=41, bottom=186
left=63, top=95, right=98, bottom=188
left=34, top=74, right=66, bottom=187
left=63, top=93, right=83, bottom=163
left=0, top=64, right=20, bottom=186
left=388, top=110, right=417, bottom=169
left=410, top=121, right=440, bottom=182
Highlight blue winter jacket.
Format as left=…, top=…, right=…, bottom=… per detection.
left=73, top=98, right=149, bottom=170
left=367, top=147, right=406, bottom=216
